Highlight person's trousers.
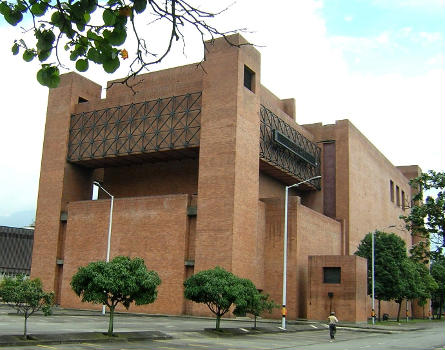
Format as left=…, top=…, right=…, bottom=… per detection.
left=329, top=324, right=336, bottom=339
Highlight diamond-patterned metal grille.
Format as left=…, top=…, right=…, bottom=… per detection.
left=260, top=105, right=321, bottom=189
left=68, top=92, right=202, bottom=162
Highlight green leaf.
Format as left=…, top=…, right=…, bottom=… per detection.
left=87, top=29, right=102, bottom=41
left=36, top=65, right=60, bottom=88
left=50, top=11, right=63, bottom=26
left=11, top=42, right=19, bottom=55
left=102, top=8, right=116, bottom=26
left=0, top=2, right=11, bottom=16
left=83, top=12, right=90, bottom=23
left=103, top=56, right=120, bottom=73
left=38, top=49, right=51, bottom=61
left=76, top=21, right=85, bottom=31
left=36, top=30, right=55, bottom=51
left=30, top=2, right=48, bottom=16
left=108, top=27, right=126, bottom=46
left=132, top=0, right=146, bottom=14
left=76, top=59, right=89, bottom=72
left=23, top=49, right=36, bottom=62
left=4, top=9, right=23, bottom=25
left=86, top=47, right=102, bottom=64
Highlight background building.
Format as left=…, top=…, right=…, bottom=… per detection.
left=31, top=34, right=420, bottom=322
left=0, top=225, right=34, bottom=276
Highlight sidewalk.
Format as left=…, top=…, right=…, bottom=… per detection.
left=0, top=306, right=434, bottom=347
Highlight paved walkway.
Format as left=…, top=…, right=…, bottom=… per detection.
left=0, top=306, right=432, bottom=347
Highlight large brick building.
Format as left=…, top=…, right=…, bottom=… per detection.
left=31, top=34, right=420, bottom=322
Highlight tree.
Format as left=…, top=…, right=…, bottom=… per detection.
left=233, top=279, right=277, bottom=328
left=70, top=256, right=161, bottom=336
left=412, top=261, right=438, bottom=318
left=184, top=266, right=251, bottom=330
left=394, top=258, right=421, bottom=322
left=0, top=0, right=242, bottom=88
left=400, top=170, right=445, bottom=263
left=355, top=231, right=407, bottom=320
left=430, top=255, right=445, bottom=319
left=0, top=275, right=54, bottom=339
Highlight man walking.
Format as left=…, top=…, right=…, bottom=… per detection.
left=328, top=311, right=339, bottom=342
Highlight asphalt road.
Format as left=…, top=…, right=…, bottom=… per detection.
left=0, top=306, right=444, bottom=350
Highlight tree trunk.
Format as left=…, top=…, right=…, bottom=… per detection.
left=396, top=301, right=402, bottom=322
left=216, top=314, right=221, bottom=330
left=107, top=306, right=115, bottom=336
left=23, top=313, right=28, bottom=339
left=254, top=315, right=257, bottom=329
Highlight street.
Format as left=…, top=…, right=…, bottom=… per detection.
left=0, top=307, right=444, bottom=350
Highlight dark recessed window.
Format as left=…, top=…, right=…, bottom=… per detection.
left=244, top=65, right=255, bottom=92
left=401, top=191, right=406, bottom=211
left=390, top=180, right=394, bottom=202
left=323, top=267, right=341, bottom=284
left=78, top=97, right=88, bottom=103
left=396, top=185, right=400, bottom=207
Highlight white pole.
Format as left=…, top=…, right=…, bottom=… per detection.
left=281, top=175, right=321, bottom=330
left=371, top=232, right=375, bottom=325
left=106, top=196, right=114, bottom=262
left=93, top=182, right=114, bottom=316
left=281, top=185, right=289, bottom=330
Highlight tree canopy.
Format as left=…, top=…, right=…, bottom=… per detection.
left=400, top=170, right=445, bottom=263
left=0, top=0, right=240, bottom=88
left=183, top=266, right=271, bottom=330
left=0, top=274, right=54, bottom=338
left=70, top=256, right=161, bottom=335
left=430, top=255, right=445, bottom=319
left=233, top=278, right=277, bottom=328
left=355, top=231, right=407, bottom=303
left=355, top=231, right=439, bottom=321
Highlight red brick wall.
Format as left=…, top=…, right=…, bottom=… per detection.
left=262, top=197, right=342, bottom=320
left=307, top=255, right=368, bottom=322
left=60, top=194, right=190, bottom=314
left=31, top=73, right=102, bottom=292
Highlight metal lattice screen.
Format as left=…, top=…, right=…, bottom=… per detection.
left=260, top=105, right=321, bottom=189
left=68, top=92, right=202, bottom=162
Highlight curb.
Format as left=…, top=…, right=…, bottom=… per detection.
left=0, top=331, right=171, bottom=348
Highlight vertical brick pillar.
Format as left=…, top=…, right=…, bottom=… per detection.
left=31, top=73, right=101, bottom=295
left=194, top=34, right=261, bottom=284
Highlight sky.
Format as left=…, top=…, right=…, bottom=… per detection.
left=0, top=0, right=444, bottom=227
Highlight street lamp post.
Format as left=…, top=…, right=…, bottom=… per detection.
left=371, top=225, right=395, bottom=325
left=93, top=181, right=114, bottom=315
left=281, top=175, right=321, bottom=330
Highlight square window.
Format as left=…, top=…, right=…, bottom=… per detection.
left=323, top=267, right=341, bottom=284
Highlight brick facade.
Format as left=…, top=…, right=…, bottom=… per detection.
left=31, top=34, right=420, bottom=322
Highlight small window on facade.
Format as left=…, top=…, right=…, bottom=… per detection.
left=401, top=191, right=406, bottom=210
left=244, top=65, right=255, bottom=92
left=390, top=180, right=394, bottom=202
left=323, top=267, right=341, bottom=284
left=78, top=97, right=88, bottom=103
left=396, top=185, right=400, bottom=207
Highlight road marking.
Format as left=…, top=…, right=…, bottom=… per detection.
left=310, top=324, right=318, bottom=328
left=188, top=344, right=210, bottom=348
left=37, top=346, right=57, bottom=350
